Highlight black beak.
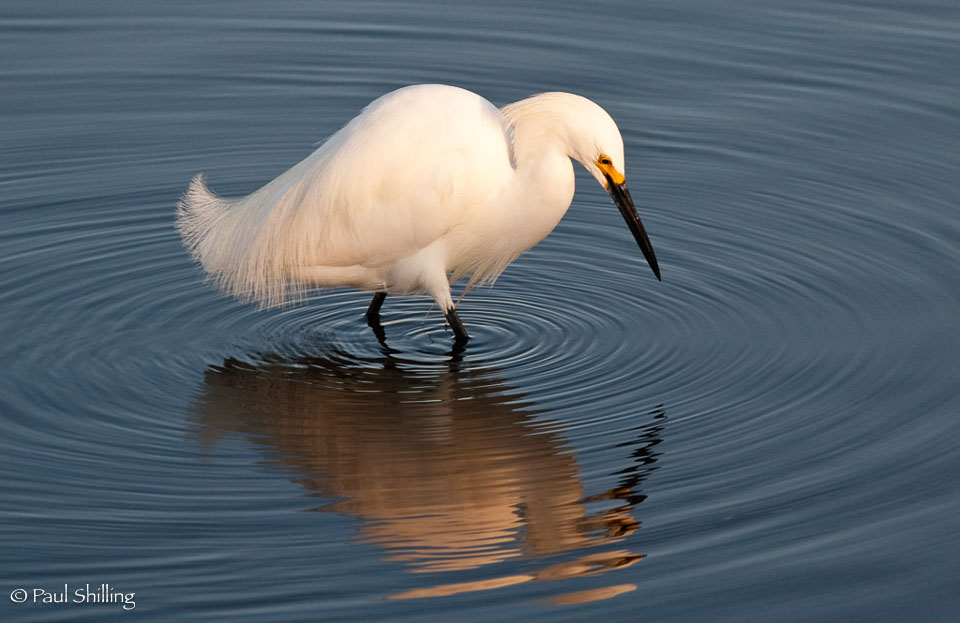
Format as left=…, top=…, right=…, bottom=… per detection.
left=606, top=177, right=661, bottom=281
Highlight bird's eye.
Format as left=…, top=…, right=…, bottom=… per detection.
left=598, top=156, right=612, bottom=165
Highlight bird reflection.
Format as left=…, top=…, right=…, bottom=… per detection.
left=190, top=345, right=665, bottom=603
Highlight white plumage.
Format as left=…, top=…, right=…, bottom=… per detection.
left=177, top=84, right=659, bottom=341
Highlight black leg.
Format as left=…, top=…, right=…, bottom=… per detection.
left=366, top=292, right=387, bottom=318
left=367, top=316, right=388, bottom=345
left=364, top=292, right=389, bottom=345
left=444, top=306, right=470, bottom=343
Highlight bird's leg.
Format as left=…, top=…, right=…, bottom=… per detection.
left=366, top=292, right=387, bottom=318
left=367, top=316, right=388, bottom=345
left=365, top=292, right=389, bottom=344
left=429, top=274, right=469, bottom=342
left=444, top=306, right=469, bottom=342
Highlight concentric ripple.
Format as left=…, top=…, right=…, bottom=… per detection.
left=3, top=1, right=960, bottom=621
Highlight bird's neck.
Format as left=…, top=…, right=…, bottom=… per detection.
left=501, top=99, right=575, bottom=202
left=504, top=129, right=576, bottom=243
left=502, top=97, right=571, bottom=166
left=497, top=95, right=586, bottom=243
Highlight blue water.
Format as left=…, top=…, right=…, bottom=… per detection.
left=2, top=1, right=959, bottom=621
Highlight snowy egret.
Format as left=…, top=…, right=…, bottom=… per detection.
left=177, top=84, right=660, bottom=342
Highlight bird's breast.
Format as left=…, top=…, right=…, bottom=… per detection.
left=509, top=153, right=576, bottom=247
left=444, top=154, right=575, bottom=282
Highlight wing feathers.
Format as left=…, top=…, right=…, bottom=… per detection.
left=177, top=85, right=515, bottom=306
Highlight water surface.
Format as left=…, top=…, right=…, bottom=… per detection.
left=2, top=1, right=959, bottom=621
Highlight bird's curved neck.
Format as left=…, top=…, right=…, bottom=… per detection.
left=497, top=99, right=577, bottom=239
left=501, top=96, right=575, bottom=169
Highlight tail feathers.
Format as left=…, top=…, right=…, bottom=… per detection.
left=176, top=174, right=296, bottom=307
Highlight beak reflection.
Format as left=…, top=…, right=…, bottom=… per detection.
left=192, top=351, right=666, bottom=603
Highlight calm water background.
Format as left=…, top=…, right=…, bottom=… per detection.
left=2, top=1, right=959, bottom=621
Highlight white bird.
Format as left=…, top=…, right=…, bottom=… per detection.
left=177, top=84, right=660, bottom=342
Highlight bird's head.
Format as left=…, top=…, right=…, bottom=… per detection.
left=563, top=96, right=661, bottom=282
left=502, top=91, right=661, bottom=282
